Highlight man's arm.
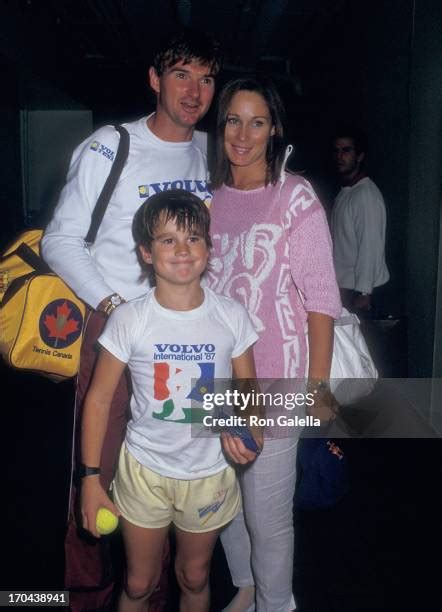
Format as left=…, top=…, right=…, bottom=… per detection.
left=352, top=183, right=387, bottom=297
left=41, top=126, right=121, bottom=309
left=80, top=347, right=126, bottom=537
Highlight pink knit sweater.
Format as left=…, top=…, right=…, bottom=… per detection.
left=207, top=173, right=341, bottom=379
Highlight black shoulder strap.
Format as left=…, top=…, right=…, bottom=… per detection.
left=85, top=124, right=130, bottom=244
left=8, top=125, right=130, bottom=273
left=15, top=242, right=51, bottom=274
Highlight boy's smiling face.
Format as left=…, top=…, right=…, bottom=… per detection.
left=139, top=215, right=209, bottom=289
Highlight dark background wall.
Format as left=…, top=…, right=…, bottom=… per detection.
left=0, top=56, right=23, bottom=247
left=407, top=0, right=442, bottom=380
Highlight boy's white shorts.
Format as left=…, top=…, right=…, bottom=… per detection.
left=113, top=445, right=241, bottom=533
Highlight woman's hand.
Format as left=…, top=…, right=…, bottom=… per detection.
left=80, top=476, right=120, bottom=538
left=221, top=432, right=262, bottom=465
left=307, top=382, right=339, bottom=425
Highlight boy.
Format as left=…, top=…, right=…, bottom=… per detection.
left=80, top=190, right=259, bottom=612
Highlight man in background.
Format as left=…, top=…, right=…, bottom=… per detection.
left=331, top=126, right=389, bottom=315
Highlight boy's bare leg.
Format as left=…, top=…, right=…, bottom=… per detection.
left=175, top=526, right=221, bottom=612
left=118, top=519, right=169, bottom=612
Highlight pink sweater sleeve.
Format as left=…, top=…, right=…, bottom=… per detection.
left=290, top=207, right=342, bottom=318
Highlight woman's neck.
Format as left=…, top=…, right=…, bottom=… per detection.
left=230, top=164, right=267, bottom=191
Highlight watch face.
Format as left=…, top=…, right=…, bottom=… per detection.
left=110, top=294, right=122, bottom=307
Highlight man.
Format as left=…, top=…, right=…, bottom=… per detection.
left=331, top=127, right=389, bottom=314
left=41, top=28, right=221, bottom=612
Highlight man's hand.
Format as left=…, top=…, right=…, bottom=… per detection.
left=353, top=293, right=371, bottom=311
left=307, top=382, right=339, bottom=425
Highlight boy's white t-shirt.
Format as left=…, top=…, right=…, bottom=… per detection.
left=99, top=287, right=258, bottom=480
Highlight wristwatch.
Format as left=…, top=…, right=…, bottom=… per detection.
left=78, top=464, right=101, bottom=478
left=306, top=379, right=330, bottom=394
left=102, top=293, right=123, bottom=316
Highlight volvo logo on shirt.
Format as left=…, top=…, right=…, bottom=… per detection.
left=137, top=179, right=212, bottom=203
left=89, top=140, right=115, bottom=161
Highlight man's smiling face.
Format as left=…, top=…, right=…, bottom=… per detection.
left=149, top=60, right=216, bottom=135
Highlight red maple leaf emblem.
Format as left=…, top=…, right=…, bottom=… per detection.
left=43, top=301, right=80, bottom=346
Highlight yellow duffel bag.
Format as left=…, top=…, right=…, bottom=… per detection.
left=0, top=233, right=85, bottom=380
left=0, top=229, right=43, bottom=302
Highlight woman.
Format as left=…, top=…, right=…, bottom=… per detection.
left=207, top=78, right=342, bottom=611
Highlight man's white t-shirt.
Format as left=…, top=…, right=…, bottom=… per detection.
left=41, top=116, right=212, bottom=308
left=331, top=176, right=389, bottom=294
left=99, top=287, right=258, bottom=480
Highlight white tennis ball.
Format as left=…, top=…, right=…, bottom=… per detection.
left=96, top=507, right=119, bottom=535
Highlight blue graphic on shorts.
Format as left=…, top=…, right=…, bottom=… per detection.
left=198, top=489, right=228, bottom=524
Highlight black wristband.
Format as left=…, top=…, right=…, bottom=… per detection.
left=78, top=464, right=101, bottom=478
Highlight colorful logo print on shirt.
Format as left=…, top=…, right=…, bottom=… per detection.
left=153, top=361, right=214, bottom=423
left=39, top=299, right=83, bottom=349
left=138, top=185, right=149, bottom=198
left=89, top=140, right=115, bottom=161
